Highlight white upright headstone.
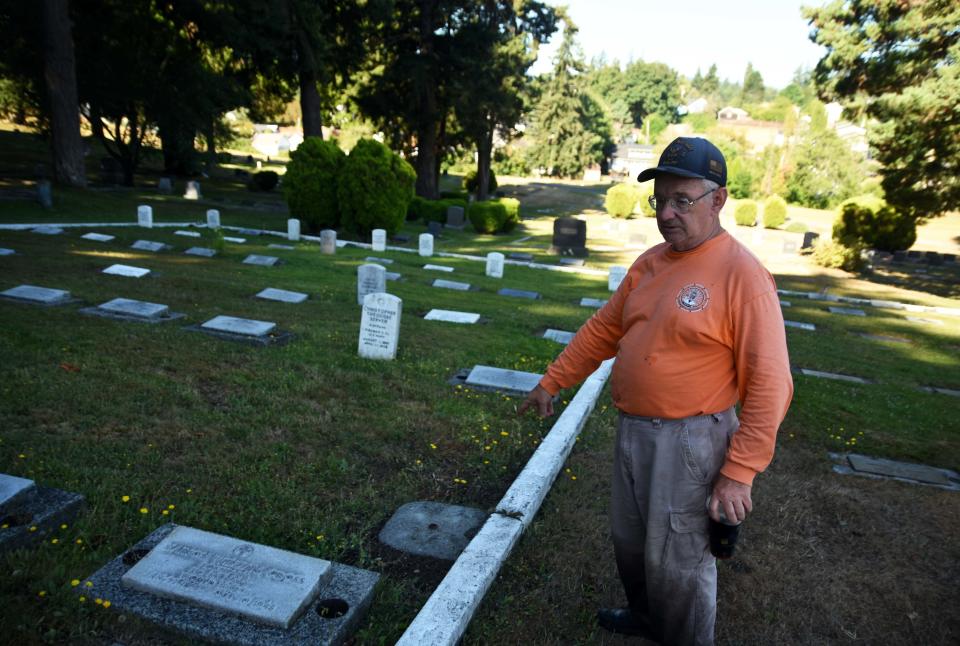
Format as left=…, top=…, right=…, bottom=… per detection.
left=320, top=229, right=337, bottom=254
left=372, top=229, right=387, bottom=252
left=608, top=266, right=627, bottom=291
left=486, top=252, right=505, bottom=279
left=206, top=209, right=220, bottom=229
left=184, top=181, right=201, bottom=200
left=358, top=293, right=402, bottom=360
left=419, top=233, right=434, bottom=257
left=137, top=205, right=153, bottom=228
left=357, top=263, right=387, bottom=305
left=287, top=218, right=300, bottom=242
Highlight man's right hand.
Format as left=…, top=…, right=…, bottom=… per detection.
left=517, top=385, right=555, bottom=418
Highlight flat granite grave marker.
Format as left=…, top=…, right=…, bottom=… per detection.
left=358, top=293, right=402, bottom=360
left=845, top=454, right=959, bottom=488
left=185, top=247, right=217, bottom=257
left=486, top=252, right=504, bottom=278
left=175, top=230, right=201, bottom=238
left=0, top=473, right=84, bottom=553
left=121, top=525, right=332, bottom=629
left=32, top=225, right=63, bottom=235
left=256, top=288, right=308, bottom=304
left=379, top=501, right=487, bottom=560
left=432, top=279, right=471, bottom=291
left=243, top=254, right=281, bottom=267
left=371, top=229, right=386, bottom=252
left=829, top=306, right=866, bottom=317
left=385, top=272, right=401, bottom=281
left=357, top=264, right=386, bottom=305
left=0, top=473, right=37, bottom=514
left=82, top=232, right=115, bottom=242
left=798, top=368, right=869, bottom=384
left=423, top=264, right=454, bottom=272
left=202, top=315, right=275, bottom=337
left=269, top=243, right=294, bottom=250
left=320, top=230, right=336, bottom=255
left=919, top=386, right=960, bottom=397
left=0, top=248, right=15, bottom=256
left=784, top=320, right=816, bottom=331
left=103, top=264, right=151, bottom=278
left=558, top=257, right=584, bottom=267
left=419, top=233, right=434, bottom=257
left=365, top=256, right=393, bottom=265
left=206, top=209, right=221, bottom=229
left=508, top=252, right=533, bottom=261
left=288, top=218, right=301, bottom=242
left=498, top=288, right=540, bottom=300
left=464, top=365, right=542, bottom=396
left=608, top=266, right=627, bottom=291
left=858, top=333, right=911, bottom=344
left=551, top=217, right=587, bottom=257
left=423, top=309, right=480, bottom=324
left=96, top=298, right=169, bottom=319
left=138, top=205, right=153, bottom=228
left=0, top=285, right=72, bottom=305
left=543, top=329, right=575, bottom=345
left=224, top=236, right=246, bottom=244
left=780, top=300, right=791, bottom=307
left=580, top=297, right=607, bottom=308
left=132, top=240, right=167, bottom=252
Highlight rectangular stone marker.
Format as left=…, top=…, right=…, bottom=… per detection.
left=559, top=258, right=584, bottom=267
left=829, top=306, right=866, bottom=317
left=486, top=252, right=504, bottom=278
left=799, top=368, right=869, bottom=384
left=138, top=205, right=153, bottom=228
left=498, top=288, right=540, bottom=300
left=780, top=300, right=791, bottom=307
left=551, top=217, right=587, bottom=256
left=801, top=231, right=819, bottom=249
left=132, top=240, right=166, bottom=252
left=385, top=272, right=401, bottom=281
left=508, top=252, right=533, bottom=261
left=287, top=218, right=300, bottom=242
left=847, top=454, right=953, bottom=487
left=427, top=221, right=443, bottom=237
left=121, top=525, right=332, bottom=629
left=242, top=254, right=280, bottom=267
left=175, top=230, right=202, bottom=238
left=1, top=285, right=71, bottom=304
left=357, top=263, right=386, bottom=305
left=424, top=309, right=480, bottom=324
left=445, top=206, right=465, bottom=230
left=465, top=365, right=542, bottom=395
left=543, top=329, right=575, bottom=345
left=185, top=247, right=217, bottom=257
left=423, top=264, right=454, bottom=272
left=0, top=248, right=14, bottom=256
left=358, top=292, right=402, bottom=360
left=183, top=180, right=201, bottom=200
left=158, top=177, right=173, bottom=194
left=206, top=209, right=220, bottom=229
left=202, top=316, right=275, bottom=337
left=256, top=288, right=308, bottom=304
left=82, top=232, right=115, bottom=242
left=320, top=229, right=336, bottom=255
left=223, top=236, right=246, bottom=244
left=103, top=264, right=151, bottom=278
left=99, top=298, right=169, bottom=319
left=907, top=316, right=945, bottom=326
left=608, top=266, right=627, bottom=291
left=419, top=233, right=434, bottom=257
left=268, top=243, right=293, bottom=250
left=0, top=473, right=37, bottom=513
left=432, top=279, right=471, bottom=291
left=365, top=256, right=393, bottom=265
left=371, top=229, right=386, bottom=252
left=580, top=297, right=607, bottom=308
left=33, top=225, right=63, bottom=235
left=784, top=320, right=816, bottom=331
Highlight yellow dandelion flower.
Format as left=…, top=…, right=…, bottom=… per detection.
left=1, top=523, right=8, bottom=529
left=483, top=460, right=490, bottom=465
left=121, top=495, right=130, bottom=503
left=38, top=590, right=46, bottom=597
left=60, top=524, right=68, bottom=530
left=84, top=581, right=93, bottom=588
left=103, top=600, right=111, bottom=608
left=168, top=504, right=175, bottom=510
left=139, top=507, right=148, bottom=514
left=162, top=510, right=169, bottom=516
left=500, top=431, right=508, bottom=437
left=94, top=598, right=103, bottom=605
left=484, top=446, right=491, bottom=451
left=571, top=476, right=577, bottom=481
left=78, top=596, right=86, bottom=603
left=51, top=538, right=59, bottom=544
left=71, top=579, right=80, bottom=587
left=186, top=488, right=192, bottom=493
left=75, top=539, right=83, bottom=545
left=415, top=459, right=422, bottom=465
left=29, top=526, right=37, bottom=532
left=316, top=535, right=324, bottom=541
left=18, top=454, right=25, bottom=459
left=430, top=443, right=437, bottom=449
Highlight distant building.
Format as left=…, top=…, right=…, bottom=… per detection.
left=684, top=97, right=709, bottom=115
left=835, top=121, right=869, bottom=157
left=610, top=143, right=656, bottom=178
left=717, top=106, right=749, bottom=121
left=824, top=102, right=844, bottom=129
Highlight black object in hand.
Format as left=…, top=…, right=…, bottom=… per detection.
left=708, top=518, right=741, bottom=559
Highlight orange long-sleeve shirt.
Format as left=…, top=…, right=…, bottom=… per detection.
left=540, top=231, right=793, bottom=485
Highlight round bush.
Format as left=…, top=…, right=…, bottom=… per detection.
left=338, top=139, right=416, bottom=237
left=468, top=201, right=505, bottom=234
left=832, top=194, right=916, bottom=252
left=464, top=168, right=498, bottom=194
left=282, top=138, right=345, bottom=233
left=248, top=170, right=279, bottom=192
left=762, top=194, right=787, bottom=229
left=812, top=238, right=865, bottom=272
left=499, top=197, right=521, bottom=233
left=637, top=184, right=656, bottom=217
left=734, top=200, right=758, bottom=227
left=785, top=221, right=808, bottom=233
left=604, top=183, right=639, bottom=218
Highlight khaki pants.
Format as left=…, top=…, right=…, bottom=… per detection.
left=611, top=408, right=739, bottom=646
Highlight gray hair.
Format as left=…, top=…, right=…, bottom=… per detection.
left=702, top=179, right=720, bottom=193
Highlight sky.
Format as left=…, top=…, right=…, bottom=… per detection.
left=530, top=0, right=828, bottom=89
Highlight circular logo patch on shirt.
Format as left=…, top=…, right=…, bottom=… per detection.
left=676, top=283, right=709, bottom=312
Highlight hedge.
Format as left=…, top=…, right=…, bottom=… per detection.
left=832, top=195, right=916, bottom=252
left=762, top=195, right=787, bottom=229
left=467, top=197, right=520, bottom=234
left=604, top=183, right=639, bottom=218
left=282, top=138, right=344, bottom=232
left=734, top=200, right=758, bottom=226
left=338, top=139, right=416, bottom=237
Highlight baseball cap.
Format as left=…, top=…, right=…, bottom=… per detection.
left=637, top=137, right=727, bottom=186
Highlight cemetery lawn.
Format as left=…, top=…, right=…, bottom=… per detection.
left=1, top=171, right=958, bottom=643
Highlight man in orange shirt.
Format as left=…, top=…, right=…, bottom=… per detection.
left=519, top=137, right=793, bottom=645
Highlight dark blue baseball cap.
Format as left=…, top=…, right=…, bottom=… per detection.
left=637, top=137, right=727, bottom=186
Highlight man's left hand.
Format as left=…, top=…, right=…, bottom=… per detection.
left=709, top=475, right=752, bottom=523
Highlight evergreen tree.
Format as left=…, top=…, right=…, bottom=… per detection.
left=701, top=63, right=720, bottom=97
left=741, top=62, right=764, bottom=104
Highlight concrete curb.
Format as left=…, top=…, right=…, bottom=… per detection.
left=396, top=358, right=615, bottom=646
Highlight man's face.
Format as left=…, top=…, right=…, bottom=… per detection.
left=652, top=175, right=726, bottom=252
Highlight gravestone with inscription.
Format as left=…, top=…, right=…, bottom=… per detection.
left=185, top=247, right=217, bottom=257
left=543, top=329, right=575, bottom=345
left=419, top=233, right=434, bottom=257
left=357, top=264, right=386, bottom=305
left=498, top=288, right=540, bottom=300
left=288, top=219, right=300, bottom=242
left=371, top=229, right=386, bottom=252
left=608, top=266, right=627, bottom=291
left=243, top=255, right=280, bottom=267
left=202, top=316, right=275, bottom=337
left=103, top=264, right=151, bottom=278
left=0, top=285, right=73, bottom=306
left=550, top=217, right=587, bottom=257
left=358, top=293, right=402, bottom=360
left=423, top=309, right=480, bottom=324
left=320, top=230, right=336, bottom=255
left=138, top=205, right=153, bottom=228
left=486, top=252, right=504, bottom=278
left=81, top=298, right=184, bottom=323
left=82, top=232, right=115, bottom=242
left=445, top=206, right=466, bottom=230
left=463, top=365, right=542, bottom=396
left=0, top=473, right=85, bottom=553
left=432, top=279, right=471, bottom=291
left=132, top=240, right=168, bottom=252
left=206, top=209, right=220, bottom=229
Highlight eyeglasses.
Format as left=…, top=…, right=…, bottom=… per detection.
left=648, top=188, right=717, bottom=214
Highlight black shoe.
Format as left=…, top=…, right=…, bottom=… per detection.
left=597, top=607, right=658, bottom=639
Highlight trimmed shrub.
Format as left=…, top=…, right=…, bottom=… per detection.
left=812, top=238, right=865, bottom=272
left=762, top=194, right=787, bottom=229
left=440, top=190, right=469, bottom=201
left=282, top=138, right=345, bottom=233
left=468, top=201, right=504, bottom=234
left=406, top=197, right=469, bottom=224
left=463, top=168, right=498, bottom=194
left=407, top=196, right=429, bottom=221
left=248, top=170, right=279, bottom=192
left=785, top=221, right=808, bottom=233
left=832, top=195, right=917, bottom=252
left=637, top=184, right=656, bottom=217
left=500, top=197, right=521, bottom=233
left=338, top=139, right=416, bottom=237
left=604, top=183, right=639, bottom=218
left=734, top=200, right=758, bottom=226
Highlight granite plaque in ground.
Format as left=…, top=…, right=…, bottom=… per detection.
left=365, top=256, right=393, bottom=265
left=846, top=454, right=959, bottom=488
left=486, top=252, right=504, bottom=278
left=0, top=284, right=72, bottom=305
left=0, top=248, right=15, bottom=256
left=464, top=365, right=542, bottom=396
left=82, top=232, right=115, bottom=242
left=357, top=264, right=386, bottom=305
left=551, top=217, right=587, bottom=257
left=508, top=252, right=533, bottom=261
left=784, top=320, right=816, bottom=331
left=358, top=293, right=402, bottom=360
left=379, top=501, right=487, bottom=560
left=256, top=288, right=308, bottom=304
left=320, top=230, right=337, bottom=255
left=138, top=205, right=154, bottom=228
left=224, top=236, right=247, bottom=244
left=185, top=247, right=217, bottom=257
left=202, top=316, right=275, bottom=337
left=580, top=297, right=607, bottom=308
left=798, top=368, right=869, bottom=384
left=32, top=225, right=63, bottom=235
left=175, top=230, right=202, bottom=238
left=132, top=240, right=168, bottom=252
left=558, top=257, right=584, bottom=267
left=79, top=523, right=379, bottom=646
left=498, top=288, right=540, bottom=300
left=423, top=309, right=480, bottom=324
left=418, top=233, right=434, bottom=257
left=0, top=474, right=84, bottom=553
left=269, top=244, right=294, bottom=250
left=0, top=473, right=37, bottom=514
left=243, top=255, right=281, bottom=267
left=103, top=264, right=151, bottom=278
left=432, top=279, right=471, bottom=291
left=608, top=266, right=627, bottom=291
left=543, top=329, right=575, bottom=345
left=371, top=229, right=386, bottom=252
left=423, top=264, right=454, bottom=272
left=829, top=306, right=866, bottom=317
left=288, top=218, right=301, bottom=242
left=385, top=272, right=401, bottom=281
left=81, top=298, right=184, bottom=323
left=858, top=333, right=911, bottom=344
left=919, top=386, right=960, bottom=397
